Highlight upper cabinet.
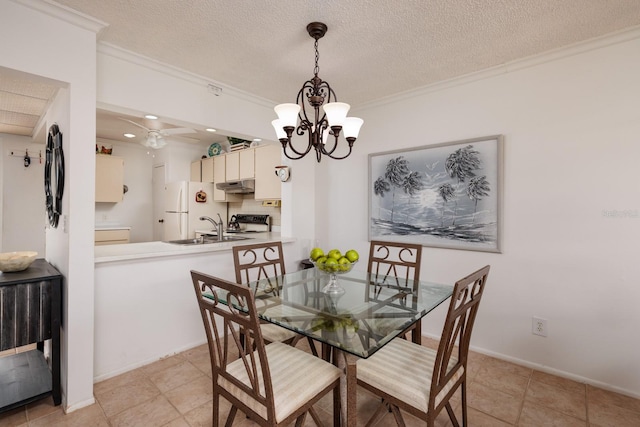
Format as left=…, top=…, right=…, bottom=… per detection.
left=95, top=155, right=124, bottom=202
left=213, top=156, right=240, bottom=202
left=239, top=149, right=255, bottom=180
left=201, top=157, right=214, bottom=182
left=190, top=160, right=202, bottom=182
left=225, top=151, right=240, bottom=181
left=190, top=145, right=280, bottom=201
left=225, top=149, right=255, bottom=181
left=254, top=145, right=281, bottom=200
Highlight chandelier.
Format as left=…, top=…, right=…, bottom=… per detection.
left=272, top=22, right=363, bottom=162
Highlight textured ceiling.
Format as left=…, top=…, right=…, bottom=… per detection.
left=54, top=0, right=640, bottom=105
left=3, top=0, right=640, bottom=143
left=0, top=69, right=60, bottom=136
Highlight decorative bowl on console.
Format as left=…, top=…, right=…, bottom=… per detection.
left=0, top=251, right=38, bottom=272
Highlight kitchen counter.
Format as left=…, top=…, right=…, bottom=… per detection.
left=94, top=232, right=292, bottom=264
left=93, top=232, right=303, bottom=382
left=95, top=223, right=131, bottom=231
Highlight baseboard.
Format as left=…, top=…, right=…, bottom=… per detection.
left=92, top=339, right=207, bottom=384
left=64, top=396, right=95, bottom=414
left=421, top=333, right=640, bottom=400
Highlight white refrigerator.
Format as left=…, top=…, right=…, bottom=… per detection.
left=163, top=181, right=227, bottom=240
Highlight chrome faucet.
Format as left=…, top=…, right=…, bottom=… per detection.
left=199, top=215, right=224, bottom=240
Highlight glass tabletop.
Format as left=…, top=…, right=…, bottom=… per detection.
left=210, top=268, right=453, bottom=358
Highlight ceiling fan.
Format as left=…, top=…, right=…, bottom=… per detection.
left=119, top=118, right=196, bottom=149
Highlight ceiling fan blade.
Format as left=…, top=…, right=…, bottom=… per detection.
left=118, top=118, right=151, bottom=132
left=161, top=127, right=196, bottom=136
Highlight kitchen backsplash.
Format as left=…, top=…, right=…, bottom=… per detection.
left=228, top=197, right=281, bottom=228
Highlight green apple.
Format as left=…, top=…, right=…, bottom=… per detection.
left=338, top=257, right=351, bottom=271
left=327, top=249, right=342, bottom=261
left=325, top=258, right=339, bottom=272
left=345, top=250, right=359, bottom=263
left=309, top=247, right=325, bottom=261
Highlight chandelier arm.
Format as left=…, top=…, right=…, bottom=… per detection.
left=324, top=144, right=354, bottom=160
left=282, top=146, right=309, bottom=160
left=320, top=131, right=339, bottom=155
left=282, top=125, right=315, bottom=158
left=280, top=137, right=313, bottom=160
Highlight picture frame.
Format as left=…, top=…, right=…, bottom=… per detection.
left=368, top=135, right=503, bottom=253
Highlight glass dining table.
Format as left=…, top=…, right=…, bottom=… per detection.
left=209, top=267, right=453, bottom=426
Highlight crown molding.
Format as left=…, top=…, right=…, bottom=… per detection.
left=97, top=43, right=277, bottom=109
left=13, top=0, right=107, bottom=35
left=357, top=25, right=640, bottom=111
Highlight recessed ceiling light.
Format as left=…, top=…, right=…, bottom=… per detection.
left=124, top=133, right=136, bottom=138
left=205, top=128, right=217, bottom=132
left=144, top=114, right=158, bottom=120
left=253, top=138, right=262, bottom=142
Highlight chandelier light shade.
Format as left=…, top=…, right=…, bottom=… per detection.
left=273, top=22, right=363, bottom=162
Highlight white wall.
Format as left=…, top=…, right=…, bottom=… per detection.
left=0, top=0, right=103, bottom=412
left=323, top=31, right=640, bottom=397
left=95, top=139, right=154, bottom=242
left=0, top=134, right=46, bottom=254
left=153, top=139, right=208, bottom=184
left=97, top=44, right=276, bottom=142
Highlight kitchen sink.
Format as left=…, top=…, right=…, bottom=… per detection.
left=165, top=236, right=251, bottom=245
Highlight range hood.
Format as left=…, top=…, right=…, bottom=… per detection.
left=216, top=179, right=255, bottom=194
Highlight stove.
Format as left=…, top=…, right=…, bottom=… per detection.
left=226, top=214, right=270, bottom=233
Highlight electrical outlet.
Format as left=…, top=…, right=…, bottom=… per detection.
left=532, top=316, right=548, bottom=337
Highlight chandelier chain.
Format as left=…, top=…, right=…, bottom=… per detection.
left=313, top=38, right=320, bottom=77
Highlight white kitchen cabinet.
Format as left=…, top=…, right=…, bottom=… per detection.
left=239, top=149, right=255, bottom=179
left=225, top=151, right=240, bottom=181
left=213, top=156, right=240, bottom=202
left=225, top=149, right=255, bottom=181
left=190, top=160, right=202, bottom=182
left=254, top=144, right=282, bottom=200
left=95, top=155, right=124, bottom=202
left=201, top=157, right=214, bottom=182
left=95, top=229, right=130, bottom=245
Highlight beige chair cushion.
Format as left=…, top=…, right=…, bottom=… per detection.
left=219, top=342, right=341, bottom=422
left=259, top=304, right=314, bottom=343
left=259, top=323, right=298, bottom=343
left=357, top=338, right=463, bottom=412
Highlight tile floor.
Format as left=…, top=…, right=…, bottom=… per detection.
left=1, top=338, right=640, bottom=427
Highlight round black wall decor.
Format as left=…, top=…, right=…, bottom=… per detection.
left=44, top=124, right=64, bottom=228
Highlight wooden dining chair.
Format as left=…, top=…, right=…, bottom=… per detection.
left=356, top=265, right=490, bottom=427
left=367, top=240, right=423, bottom=342
left=190, top=270, right=341, bottom=427
left=233, top=242, right=318, bottom=355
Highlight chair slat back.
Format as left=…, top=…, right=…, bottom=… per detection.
left=190, top=270, right=275, bottom=415
left=430, top=265, right=490, bottom=410
left=368, top=240, right=422, bottom=285
left=233, top=242, right=286, bottom=287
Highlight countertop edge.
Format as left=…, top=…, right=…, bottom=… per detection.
left=94, top=233, right=295, bottom=264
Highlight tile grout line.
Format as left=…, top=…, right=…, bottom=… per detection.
left=514, top=368, right=533, bottom=426
left=584, top=384, right=590, bottom=426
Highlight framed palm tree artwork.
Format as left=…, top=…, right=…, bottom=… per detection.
left=368, top=135, right=503, bottom=253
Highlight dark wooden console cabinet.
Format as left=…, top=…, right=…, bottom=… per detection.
left=0, top=259, right=62, bottom=413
